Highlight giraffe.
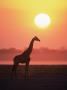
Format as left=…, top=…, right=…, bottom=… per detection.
left=12, top=36, right=40, bottom=78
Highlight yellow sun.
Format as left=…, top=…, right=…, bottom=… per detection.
left=34, top=13, right=51, bottom=29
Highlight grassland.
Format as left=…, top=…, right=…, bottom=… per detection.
left=0, top=65, right=67, bottom=90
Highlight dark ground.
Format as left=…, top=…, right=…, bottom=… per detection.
left=0, top=65, right=67, bottom=90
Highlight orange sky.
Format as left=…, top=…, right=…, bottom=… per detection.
left=0, top=0, right=67, bottom=49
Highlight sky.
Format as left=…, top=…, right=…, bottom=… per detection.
left=0, top=0, right=67, bottom=49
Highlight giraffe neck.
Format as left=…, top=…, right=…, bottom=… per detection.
left=27, top=39, right=34, bottom=55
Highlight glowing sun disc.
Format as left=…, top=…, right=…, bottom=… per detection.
left=34, top=13, right=51, bottom=28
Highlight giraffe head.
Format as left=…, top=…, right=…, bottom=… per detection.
left=33, top=36, right=40, bottom=42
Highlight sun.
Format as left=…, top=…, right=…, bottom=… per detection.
left=34, top=13, right=51, bottom=29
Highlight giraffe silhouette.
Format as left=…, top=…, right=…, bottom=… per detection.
left=12, top=36, right=40, bottom=78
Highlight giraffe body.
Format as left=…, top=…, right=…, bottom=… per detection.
left=12, top=36, right=40, bottom=77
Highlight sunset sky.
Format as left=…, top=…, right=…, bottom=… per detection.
left=0, top=0, right=67, bottom=49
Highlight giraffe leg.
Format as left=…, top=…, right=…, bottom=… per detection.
left=12, top=62, right=18, bottom=77
left=25, top=61, right=29, bottom=79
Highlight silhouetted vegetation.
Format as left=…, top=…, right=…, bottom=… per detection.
left=0, top=47, right=67, bottom=63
